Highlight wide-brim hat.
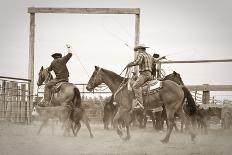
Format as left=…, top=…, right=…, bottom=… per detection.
left=134, top=44, right=149, bottom=51
left=51, top=53, right=62, bottom=58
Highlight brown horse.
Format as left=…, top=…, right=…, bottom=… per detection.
left=37, top=66, right=93, bottom=138
left=37, top=66, right=81, bottom=107
left=86, top=66, right=197, bottom=143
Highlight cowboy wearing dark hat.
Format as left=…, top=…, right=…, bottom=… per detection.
left=43, top=50, right=72, bottom=106
left=152, top=53, right=160, bottom=78
left=126, top=44, right=165, bottom=110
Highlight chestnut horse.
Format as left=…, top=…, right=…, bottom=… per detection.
left=86, top=66, right=196, bottom=143
left=36, top=66, right=93, bottom=138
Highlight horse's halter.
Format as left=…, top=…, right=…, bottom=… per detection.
left=87, top=68, right=103, bottom=90
left=38, top=69, right=52, bottom=86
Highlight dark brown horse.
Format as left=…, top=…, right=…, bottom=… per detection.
left=37, top=66, right=93, bottom=137
left=86, top=66, right=197, bottom=143
left=131, top=71, right=190, bottom=132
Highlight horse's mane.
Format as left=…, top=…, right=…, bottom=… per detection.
left=164, top=71, right=184, bottom=85
left=101, top=68, right=128, bottom=82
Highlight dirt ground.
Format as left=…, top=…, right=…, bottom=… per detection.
left=0, top=121, right=231, bottom=155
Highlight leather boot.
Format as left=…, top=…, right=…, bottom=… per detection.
left=134, top=87, right=144, bottom=109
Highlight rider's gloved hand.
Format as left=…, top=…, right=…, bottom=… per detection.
left=126, top=62, right=133, bottom=68
left=66, top=44, right=71, bottom=49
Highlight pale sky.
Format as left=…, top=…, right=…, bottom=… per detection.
left=0, top=0, right=232, bottom=91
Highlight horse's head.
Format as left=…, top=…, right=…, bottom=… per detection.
left=37, top=66, right=52, bottom=86
left=86, top=66, right=104, bottom=91
left=164, top=71, right=184, bottom=85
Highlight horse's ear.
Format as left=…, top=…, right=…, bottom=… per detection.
left=173, top=71, right=177, bottom=76
left=95, top=66, right=99, bottom=70
left=40, top=66, right=44, bottom=71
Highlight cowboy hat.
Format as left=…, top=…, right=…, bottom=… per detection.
left=134, top=44, right=149, bottom=51
left=51, top=53, right=62, bottom=58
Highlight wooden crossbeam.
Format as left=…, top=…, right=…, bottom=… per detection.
left=162, top=59, right=232, bottom=64
left=28, top=7, right=140, bottom=14
left=187, top=85, right=232, bottom=91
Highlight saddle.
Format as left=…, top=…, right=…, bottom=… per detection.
left=51, top=81, right=67, bottom=93
left=128, top=79, right=162, bottom=95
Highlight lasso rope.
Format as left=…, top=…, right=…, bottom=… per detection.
left=66, top=45, right=90, bottom=78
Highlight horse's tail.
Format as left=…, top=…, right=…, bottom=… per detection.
left=182, top=86, right=197, bottom=116
left=73, top=87, right=81, bottom=108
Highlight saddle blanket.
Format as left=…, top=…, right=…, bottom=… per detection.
left=146, top=80, right=161, bottom=90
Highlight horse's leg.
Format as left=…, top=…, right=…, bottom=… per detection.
left=180, top=114, right=184, bottom=133
left=71, top=122, right=76, bottom=136
left=37, top=119, right=48, bottom=135
left=185, top=114, right=197, bottom=142
left=122, top=112, right=131, bottom=141
left=63, top=119, right=72, bottom=136
left=143, top=112, right=148, bottom=128
left=161, top=108, right=175, bottom=143
left=82, top=114, right=94, bottom=138
left=74, top=122, right=81, bottom=136
left=113, top=110, right=123, bottom=138
left=123, top=126, right=131, bottom=141
left=173, top=118, right=179, bottom=132
left=156, top=112, right=162, bottom=131
left=51, top=119, right=55, bottom=136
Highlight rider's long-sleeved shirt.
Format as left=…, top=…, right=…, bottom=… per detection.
left=47, top=53, right=72, bottom=79
left=130, top=52, right=153, bottom=72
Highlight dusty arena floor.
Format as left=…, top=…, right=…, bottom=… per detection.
left=0, top=121, right=231, bottom=155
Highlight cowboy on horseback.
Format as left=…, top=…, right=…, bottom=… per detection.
left=42, top=47, right=72, bottom=106
left=126, top=44, right=165, bottom=110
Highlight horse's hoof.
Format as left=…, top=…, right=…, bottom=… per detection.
left=191, top=134, right=196, bottom=141
left=122, top=136, right=130, bottom=141
left=90, top=134, right=94, bottom=138
left=160, top=139, right=168, bottom=144
left=117, top=130, right=123, bottom=138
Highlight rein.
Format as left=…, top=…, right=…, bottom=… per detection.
left=113, top=67, right=132, bottom=100
left=88, top=68, right=102, bottom=92
left=44, top=70, right=52, bottom=84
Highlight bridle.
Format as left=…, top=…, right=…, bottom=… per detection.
left=87, top=68, right=102, bottom=90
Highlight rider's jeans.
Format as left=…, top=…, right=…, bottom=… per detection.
left=132, top=71, right=152, bottom=105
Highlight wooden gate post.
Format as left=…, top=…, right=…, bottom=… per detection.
left=202, top=84, right=210, bottom=104
left=28, top=13, right=35, bottom=124
left=134, top=13, right=140, bottom=75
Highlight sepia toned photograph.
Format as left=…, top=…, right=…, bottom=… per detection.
left=0, top=0, right=232, bottom=155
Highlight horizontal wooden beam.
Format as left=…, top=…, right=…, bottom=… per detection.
left=28, top=7, right=140, bottom=14
left=186, top=85, right=232, bottom=91
left=161, top=59, right=232, bottom=64
left=0, top=76, right=31, bottom=82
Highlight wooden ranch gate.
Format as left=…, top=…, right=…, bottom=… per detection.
left=27, top=7, right=141, bottom=115
left=0, top=76, right=32, bottom=123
